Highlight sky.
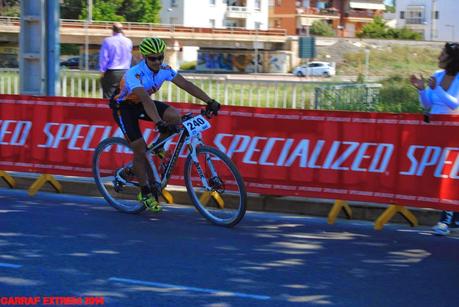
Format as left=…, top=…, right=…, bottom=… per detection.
left=385, top=0, right=394, bottom=5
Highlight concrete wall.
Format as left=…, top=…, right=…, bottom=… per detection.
left=196, top=48, right=290, bottom=73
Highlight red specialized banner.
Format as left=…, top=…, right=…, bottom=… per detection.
left=1, top=94, right=458, bottom=211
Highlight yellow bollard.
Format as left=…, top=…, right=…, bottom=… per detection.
left=327, top=199, right=352, bottom=224
left=374, top=205, right=418, bottom=230
left=28, top=174, right=62, bottom=196
left=161, top=189, right=174, bottom=204
left=211, top=191, right=225, bottom=209
left=0, top=171, right=16, bottom=188
left=199, top=191, right=225, bottom=209
left=199, top=191, right=212, bottom=205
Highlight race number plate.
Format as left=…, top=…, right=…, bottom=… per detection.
left=183, top=115, right=211, bottom=136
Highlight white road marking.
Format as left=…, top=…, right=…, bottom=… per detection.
left=109, top=277, right=271, bottom=300
left=0, top=262, right=22, bottom=268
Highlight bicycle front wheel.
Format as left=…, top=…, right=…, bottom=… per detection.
left=184, top=145, right=247, bottom=227
left=92, top=137, right=145, bottom=214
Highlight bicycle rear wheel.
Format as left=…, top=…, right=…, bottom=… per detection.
left=184, top=145, right=247, bottom=227
left=92, top=137, right=145, bottom=213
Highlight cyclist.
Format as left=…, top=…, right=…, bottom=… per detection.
left=110, top=37, right=220, bottom=212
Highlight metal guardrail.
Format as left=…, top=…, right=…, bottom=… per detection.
left=314, top=83, right=382, bottom=111
left=0, top=69, right=315, bottom=108
left=0, top=16, right=287, bottom=37
left=0, top=69, right=381, bottom=110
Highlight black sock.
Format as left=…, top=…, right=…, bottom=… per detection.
left=141, top=185, right=151, bottom=196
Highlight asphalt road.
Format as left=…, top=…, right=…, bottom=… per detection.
left=0, top=188, right=458, bottom=307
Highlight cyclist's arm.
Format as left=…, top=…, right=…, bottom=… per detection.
left=132, top=87, right=162, bottom=123
left=172, top=73, right=212, bottom=103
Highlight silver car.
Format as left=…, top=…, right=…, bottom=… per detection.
left=293, top=61, right=336, bottom=77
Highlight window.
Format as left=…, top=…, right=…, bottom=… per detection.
left=209, top=19, right=216, bottom=28
left=255, top=0, right=261, bottom=10
left=435, top=11, right=439, bottom=19
left=170, top=0, right=177, bottom=7
left=405, top=6, right=425, bottom=24
left=255, top=22, right=262, bottom=29
left=209, top=0, right=216, bottom=5
left=225, top=20, right=238, bottom=28
left=400, top=11, right=405, bottom=19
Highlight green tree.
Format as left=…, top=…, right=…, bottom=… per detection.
left=310, top=20, right=335, bottom=37
left=75, top=0, right=161, bottom=23
left=61, top=0, right=84, bottom=20
left=121, top=0, right=161, bottom=23
left=81, top=0, right=125, bottom=21
left=358, top=16, right=421, bottom=40
left=138, top=0, right=161, bottom=23
left=0, top=0, right=20, bottom=17
left=357, top=16, right=388, bottom=38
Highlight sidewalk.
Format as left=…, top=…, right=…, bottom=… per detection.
left=1, top=174, right=442, bottom=228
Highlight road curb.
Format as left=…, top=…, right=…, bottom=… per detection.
left=2, top=175, right=441, bottom=228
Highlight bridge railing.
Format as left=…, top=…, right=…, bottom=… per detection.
left=0, top=69, right=381, bottom=110
left=0, top=16, right=287, bottom=36
left=0, top=16, right=19, bottom=25
left=0, top=69, right=321, bottom=109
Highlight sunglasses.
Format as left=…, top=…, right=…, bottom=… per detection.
left=146, top=54, right=164, bottom=62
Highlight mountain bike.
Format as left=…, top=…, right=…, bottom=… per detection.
left=92, top=111, right=247, bottom=227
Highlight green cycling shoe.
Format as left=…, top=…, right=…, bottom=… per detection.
left=137, top=192, right=161, bottom=213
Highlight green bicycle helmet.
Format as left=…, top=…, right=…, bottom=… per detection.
left=139, top=37, right=166, bottom=56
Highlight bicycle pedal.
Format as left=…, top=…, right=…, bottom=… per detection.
left=112, top=179, right=124, bottom=192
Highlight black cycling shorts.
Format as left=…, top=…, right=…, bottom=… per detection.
left=112, top=100, right=170, bottom=142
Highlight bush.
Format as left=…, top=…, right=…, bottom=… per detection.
left=60, top=44, right=80, bottom=55
left=179, top=61, right=196, bottom=71
left=310, top=20, right=335, bottom=37
left=376, top=75, right=423, bottom=113
left=357, top=16, right=422, bottom=40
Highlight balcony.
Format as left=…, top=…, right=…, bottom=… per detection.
left=226, top=6, right=250, bottom=19
left=345, top=9, right=377, bottom=20
left=405, top=18, right=426, bottom=25
left=297, top=7, right=340, bottom=19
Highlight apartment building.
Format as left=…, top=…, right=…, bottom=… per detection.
left=160, top=0, right=269, bottom=30
left=396, top=0, right=459, bottom=41
left=269, top=0, right=385, bottom=37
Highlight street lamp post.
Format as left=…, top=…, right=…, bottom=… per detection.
left=84, top=0, right=93, bottom=71
left=431, top=0, right=437, bottom=40
left=364, top=48, right=370, bottom=81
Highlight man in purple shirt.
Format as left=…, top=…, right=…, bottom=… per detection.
left=99, top=22, right=133, bottom=98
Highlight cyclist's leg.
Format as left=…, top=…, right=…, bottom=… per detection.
left=112, top=105, right=148, bottom=186
left=113, top=104, right=160, bottom=211
left=153, top=100, right=181, bottom=141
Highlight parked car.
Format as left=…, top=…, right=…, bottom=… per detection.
left=292, top=61, right=335, bottom=77
left=60, top=57, right=80, bottom=69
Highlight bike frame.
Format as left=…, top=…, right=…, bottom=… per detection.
left=143, top=115, right=214, bottom=192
